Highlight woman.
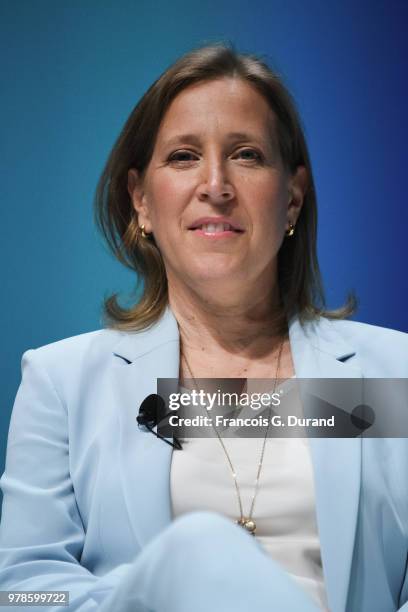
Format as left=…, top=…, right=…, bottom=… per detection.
left=0, top=43, right=407, bottom=612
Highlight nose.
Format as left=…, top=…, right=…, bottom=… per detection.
left=196, top=156, right=235, bottom=205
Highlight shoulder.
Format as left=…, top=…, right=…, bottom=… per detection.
left=27, top=307, right=179, bottom=367
left=26, top=328, right=124, bottom=365
left=20, top=328, right=127, bottom=395
left=321, top=317, right=408, bottom=376
left=327, top=318, right=407, bottom=350
left=17, top=310, right=179, bottom=408
left=19, top=308, right=179, bottom=390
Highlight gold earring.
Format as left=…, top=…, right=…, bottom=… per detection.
left=140, top=224, right=147, bottom=238
left=285, top=223, right=295, bottom=237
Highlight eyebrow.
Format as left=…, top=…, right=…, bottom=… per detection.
left=162, top=132, right=268, bottom=148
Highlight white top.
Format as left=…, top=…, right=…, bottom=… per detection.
left=170, top=378, right=330, bottom=611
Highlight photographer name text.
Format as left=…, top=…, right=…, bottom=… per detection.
left=167, top=414, right=335, bottom=428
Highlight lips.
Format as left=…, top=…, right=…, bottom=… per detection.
left=188, top=218, right=244, bottom=233
left=195, top=222, right=237, bottom=233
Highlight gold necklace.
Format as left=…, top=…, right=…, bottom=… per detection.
left=180, top=337, right=285, bottom=536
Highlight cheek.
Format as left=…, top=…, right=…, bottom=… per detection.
left=147, top=174, right=190, bottom=228
left=250, top=181, right=288, bottom=230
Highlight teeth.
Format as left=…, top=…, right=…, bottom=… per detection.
left=200, top=223, right=232, bottom=233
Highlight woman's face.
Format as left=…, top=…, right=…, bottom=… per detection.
left=128, top=77, right=306, bottom=294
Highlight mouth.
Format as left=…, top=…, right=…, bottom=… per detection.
left=188, top=222, right=245, bottom=237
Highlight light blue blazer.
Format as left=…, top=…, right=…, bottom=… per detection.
left=0, top=308, right=407, bottom=612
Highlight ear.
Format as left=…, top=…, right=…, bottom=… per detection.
left=287, top=165, right=308, bottom=226
left=127, top=168, right=153, bottom=233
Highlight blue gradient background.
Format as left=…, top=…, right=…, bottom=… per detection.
left=1, top=0, right=407, bottom=477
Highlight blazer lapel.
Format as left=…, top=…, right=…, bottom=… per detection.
left=289, top=315, right=362, bottom=612
left=111, top=309, right=180, bottom=549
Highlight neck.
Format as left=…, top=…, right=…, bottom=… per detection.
left=168, top=278, right=287, bottom=360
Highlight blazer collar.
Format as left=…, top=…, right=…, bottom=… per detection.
left=113, top=307, right=180, bottom=364
left=112, top=306, right=361, bottom=612
left=113, top=306, right=359, bottom=371
left=287, top=312, right=361, bottom=378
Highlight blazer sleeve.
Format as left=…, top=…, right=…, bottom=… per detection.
left=0, top=349, right=133, bottom=611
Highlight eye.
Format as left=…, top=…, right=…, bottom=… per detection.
left=234, top=148, right=263, bottom=162
left=167, top=150, right=198, bottom=163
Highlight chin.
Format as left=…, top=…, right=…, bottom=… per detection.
left=186, top=267, right=246, bottom=289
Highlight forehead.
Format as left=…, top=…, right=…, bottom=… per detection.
left=156, top=78, right=276, bottom=145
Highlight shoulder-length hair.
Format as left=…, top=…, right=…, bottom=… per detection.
left=94, top=42, right=355, bottom=331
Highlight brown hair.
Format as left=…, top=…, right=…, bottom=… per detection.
left=94, top=42, right=356, bottom=331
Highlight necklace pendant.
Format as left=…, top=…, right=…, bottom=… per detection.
left=236, top=517, right=256, bottom=535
